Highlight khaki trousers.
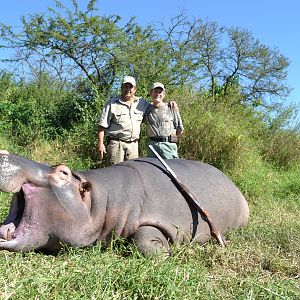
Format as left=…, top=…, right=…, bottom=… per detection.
left=107, top=140, right=139, bottom=165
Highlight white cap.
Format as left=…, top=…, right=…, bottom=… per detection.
left=151, top=82, right=165, bottom=91
left=122, top=76, right=136, bottom=86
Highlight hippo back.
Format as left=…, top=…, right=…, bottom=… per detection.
left=83, top=158, right=249, bottom=245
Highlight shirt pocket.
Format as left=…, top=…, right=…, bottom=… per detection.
left=134, top=109, right=144, bottom=121
left=163, top=115, right=173, bottom=122
left=114, top=112, right=128, bottom=123
left=161, top=112, right=173, bottom=124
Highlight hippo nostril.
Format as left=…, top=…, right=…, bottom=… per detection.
left=50, top=164, right=73, bottom=183
left=54, top=165, right=71, bottom=175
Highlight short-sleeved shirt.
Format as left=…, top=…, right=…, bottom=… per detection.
left=145, top=102, right=184, bottom=137
left=98, top=96, right=149, bottom=141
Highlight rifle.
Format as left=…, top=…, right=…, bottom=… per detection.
left=148, top=145, right=227, bottom=247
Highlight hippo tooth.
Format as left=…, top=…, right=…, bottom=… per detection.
left=6, top=228, right=13, bottom=241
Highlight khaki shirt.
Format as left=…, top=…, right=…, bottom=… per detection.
left=98, top=96, right=149, bottom=141
left=145, top=102, right=184, bottom=137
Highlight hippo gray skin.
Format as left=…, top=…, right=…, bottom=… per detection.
left=0, top=152, right=249, bottom=255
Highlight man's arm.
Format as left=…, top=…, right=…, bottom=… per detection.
left=97, top=126, right=106, bottom=159
left=169, top=101, right=184, bottom=137
left=175, top=111, right=184, bottom=137
left=97, top=98, right=113, bottom=159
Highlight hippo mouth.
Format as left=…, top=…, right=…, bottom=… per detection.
left=0, top=189, right=25, bottom=242
left=0, top=153, right=93, bottom=252
left=0, top=183, right=50, bottom=251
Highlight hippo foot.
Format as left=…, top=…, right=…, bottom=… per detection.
left=131, top=226, right=170, bottom=256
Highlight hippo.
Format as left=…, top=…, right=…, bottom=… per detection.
left=0, top=152, right=249, bottom=255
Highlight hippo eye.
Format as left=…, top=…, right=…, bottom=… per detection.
left=60, top=170, right=68, bottom=176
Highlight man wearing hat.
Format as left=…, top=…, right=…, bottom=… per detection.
left=145, top=82, right=184, bottom=159
left=97, top=76, right=149, bottom=165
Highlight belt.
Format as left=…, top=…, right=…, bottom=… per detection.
left=149, top=135, right=179, bottom=143
left=150, top=136, right=169, bottom=142
left=107, top=136, right=139, bottom=143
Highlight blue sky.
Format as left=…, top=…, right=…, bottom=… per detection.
left=1, top=0, right=299, bottom=108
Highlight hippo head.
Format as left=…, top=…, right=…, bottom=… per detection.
left=0, top=152, right=93, bottom=252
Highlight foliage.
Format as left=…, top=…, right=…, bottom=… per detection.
left=0, top=1, right=180, bottom=97
left=0, top=0, right=291, bottom=109
left=0, top=72, right=94, bottom=146
left=262, top=106, right=300, bottom=168
left=168, top=89, right=262, bottom=171
left=163, top=15, right=291, bottom=108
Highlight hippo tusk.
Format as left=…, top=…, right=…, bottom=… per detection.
left=6, top=228, right=13, bottom=241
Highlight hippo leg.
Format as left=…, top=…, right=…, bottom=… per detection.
left=131, top=226, right=170, bottom=256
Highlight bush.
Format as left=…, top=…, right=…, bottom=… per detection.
left=170, top=90, right=264, bottom=173
left=0, top=74, right=99, bottom=147
left=263, top=129, right=300, bottom=168
left=261, top=106, right=300, bottom=168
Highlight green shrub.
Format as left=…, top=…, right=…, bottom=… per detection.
left=263, top=129, right=300, bottom=168
left=170, top=90, right=264, bottom=172
left=261, top=105, right=300, bottom=168
left=0, top=73, right=98, bottom=146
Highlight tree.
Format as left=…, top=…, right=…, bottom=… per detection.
left=0, top=0, right=184, bottom=96
left=161, top=15, right=291, bottom=108
left=222, top=28, right=290, bottom=108
left=0, top=1, right=291, bottom=109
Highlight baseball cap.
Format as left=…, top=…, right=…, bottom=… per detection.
left=122, top=76, right=136, bottom=86
left=151, top=82, right=165, bottom=91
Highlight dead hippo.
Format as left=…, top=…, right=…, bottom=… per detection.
left=0, top=152, right=249, bottom=255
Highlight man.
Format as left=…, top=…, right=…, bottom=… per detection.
left=97, top=76, right=149, bottom=165
left=145, top=82, right=184, bottom=159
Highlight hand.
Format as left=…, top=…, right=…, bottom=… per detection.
left=98, top=143, right=107, bottom=159
left=176, top=128, right=183, bottom=137
left=170, top=100, right=179, bottom=112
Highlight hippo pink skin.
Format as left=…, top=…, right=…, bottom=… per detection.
left=0, top=153, right=249, bottom=255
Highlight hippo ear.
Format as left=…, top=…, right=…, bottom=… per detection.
left=80, top=182, right=92, bottom=204
left=79, top=181, right=92, bottom=196
left=82, top=182, right=92, bottom=192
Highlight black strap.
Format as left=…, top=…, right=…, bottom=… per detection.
left=149, top=136, right=169, bottom=142
left=107, top=136, right=138, bottom=143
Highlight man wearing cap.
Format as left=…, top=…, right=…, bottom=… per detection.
left=97, top=76, right=149, bottom=165
left=145, top=82, right=184, bottom=159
